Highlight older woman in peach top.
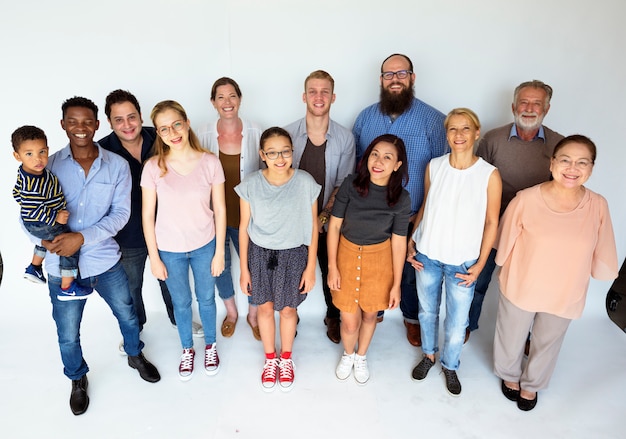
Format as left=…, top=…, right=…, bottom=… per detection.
left=494, top=134, right=618, bottom=411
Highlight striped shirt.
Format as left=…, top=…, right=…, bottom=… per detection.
left=13, top=166, right=66, bottom=226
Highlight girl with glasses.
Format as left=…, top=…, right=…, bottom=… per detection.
left=141, top=100, right=227, bottom=381
left=236, top=127, right=320, bottom=392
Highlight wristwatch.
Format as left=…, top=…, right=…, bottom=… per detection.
left=319, top=213, right=329, bottom=225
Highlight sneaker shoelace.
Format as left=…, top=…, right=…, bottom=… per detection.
left=205, top=345, right=218, bottom=368
left=262, top=358, right=279, bottom=383
left=278, top=358, right=294, bottom=383
left=354, top=356, right=368, bottom=373
left=180, top=349, right=194, bottom=374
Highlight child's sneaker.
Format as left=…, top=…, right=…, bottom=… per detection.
left=57, top=280, right=93, bottom=301
left=335, top=351, right=355, bottom=381
left=179, top=348, right=195, bottom=381
left=204, top=343, right=220, bottom=376
left=354, top=354, right=370, bottom=385
left=24, top=264, right=46, bottom=284
left=261, top=357, right=279, bottom=392
left=278, top=357, right=295, bottom=392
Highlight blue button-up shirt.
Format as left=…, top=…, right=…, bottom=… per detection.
left=353, top=98, right=448, bottom=214
left=43, top=143, right=131, bottom=278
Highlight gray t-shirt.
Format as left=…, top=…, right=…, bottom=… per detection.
left=235, top=169, right=321, bottom=250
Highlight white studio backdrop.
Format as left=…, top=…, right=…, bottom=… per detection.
left=0, top=0, right=624, bottom=298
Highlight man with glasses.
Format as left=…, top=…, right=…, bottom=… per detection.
left=468, top=80, right=563, bottom=339
left=284, top=70, right=355, bottom=344
left=99, top=90, right=203, bottom=350
left=353, top=53, right=447, bottom=348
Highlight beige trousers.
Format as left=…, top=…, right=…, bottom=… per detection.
left=493, top=293, right=571, bottom=393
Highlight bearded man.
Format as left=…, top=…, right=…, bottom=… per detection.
left=352, top=53, right=447, bottom=347
left=468, top=80, right=564, bottom=336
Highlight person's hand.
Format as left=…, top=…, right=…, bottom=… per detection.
left=406, top=242, right=423, bottom=271
left=388, top=285, right=401, bottom=310
left=42, top=232, right=83, bottom=257
left=299, top=266, right=316, bottom=294
left=211, top=254, right=225, bottom=277
left=56, top=210, right=69, bottom=225
left=240, top=270, right=252, bottom=296
left=455, top=263, right=482, bottom=287
left=150, top=258, right=168, bottom=281
left=327, top=266, right=341, bottom=291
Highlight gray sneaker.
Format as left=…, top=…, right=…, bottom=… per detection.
left=442, top=367, right=462, bottom=396
left=411, top=356, right=434, bottom=381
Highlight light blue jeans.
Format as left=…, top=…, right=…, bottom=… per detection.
left=159, top=240, right=217, bottom=348
left=415, top=252, right=477, bottom=371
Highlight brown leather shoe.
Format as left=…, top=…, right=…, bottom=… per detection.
left=221, top=316, right=237, bottom=337
left=324, top=317, right=341, bottom=344
left=247, top=314, right=261, bottom=341
left=404, top=320, right=421, bottom=347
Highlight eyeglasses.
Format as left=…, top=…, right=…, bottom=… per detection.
left=262, top=149, right=293, bottom=160
left=381, top=70, right=412, bottom=80
left=553, top=156, right=593, bottom=169
left=157, top=120, right=186, bottom=137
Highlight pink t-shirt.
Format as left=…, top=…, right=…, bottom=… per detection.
left=496, top=184, right=618, bottom=319
left=141, top=152, right=225, bottom=252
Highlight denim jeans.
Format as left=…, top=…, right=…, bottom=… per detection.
left=415, top=252, right=477, bottom=371
left=120, top=246, right=175, bottom=328
left=48, top=261, right=143, bottom=380
left=214, top=226, right=237, bottom=300
left=25, top=221, right=78, bottom=277
left=159, top=240, right=217, bottom=348
left=400, top=221, right=419, bottom=321
left=468, top=248, right=497, bottom=331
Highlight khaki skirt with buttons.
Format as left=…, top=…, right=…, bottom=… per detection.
left=331, top=235, right=393, bottom=313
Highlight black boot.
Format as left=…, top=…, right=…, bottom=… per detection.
left=69, top=375, right=89, bottom=415
left=128, top=352, right=161, bottom=383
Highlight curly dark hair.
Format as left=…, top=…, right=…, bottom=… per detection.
left=11, top=125, right=47, bottom=152
left=62, top=96, right=98, bottom=120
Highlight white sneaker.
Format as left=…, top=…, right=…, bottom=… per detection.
left=354, top=354, right=370, bottom=385
left=335, top=351, right=355, bottom=381
left=192, top=321, right=204, bottom=338
left=171, top=321, right=204, bottom=338
left=118, top=340, right=126, bottom=356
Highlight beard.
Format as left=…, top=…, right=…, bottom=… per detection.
left=514, top=111, right=545, bottom=132
left=379, top=81, right=415, bottom=116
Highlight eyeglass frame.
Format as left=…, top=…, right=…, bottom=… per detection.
left=262, top=149, right=293, bottom=160
left=157, top=120, right=187, bottom=137
left=552, top=155, right=594, bottom=169
left=381, top=70, right=413, bottom=80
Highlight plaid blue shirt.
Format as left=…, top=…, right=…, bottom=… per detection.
left=353, top=98, right=448, bottom=214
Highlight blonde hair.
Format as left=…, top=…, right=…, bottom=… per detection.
left=150, top=100, right=205, bottom=175
left=444, top=107, right=481, bottom=130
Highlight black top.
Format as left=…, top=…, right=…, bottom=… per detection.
left=298, top=137, right=326, bottom=213
left=332, top=174, right=411, bottom=245
left=98, top=127, right=156, bottom=249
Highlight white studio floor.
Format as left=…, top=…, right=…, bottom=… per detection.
left=0, top=250, right=625, bottom=439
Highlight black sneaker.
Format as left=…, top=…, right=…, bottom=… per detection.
left=411, top=356, right=434, bottom=381
left=443, top=367, right=462, bottom=396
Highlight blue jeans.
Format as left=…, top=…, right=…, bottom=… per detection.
left=48, top=261, right=143, bottom=380
left=120, top=246, right=175, bottom=328
left=25, top=221, right=78, bottom=277
left=468, top=248, right=497, bottom=331
left=159, top=240, right=217, bottom=348
left=214, top=226, right=236, bottom=300
left=415, top=252, right=477, bottom=371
